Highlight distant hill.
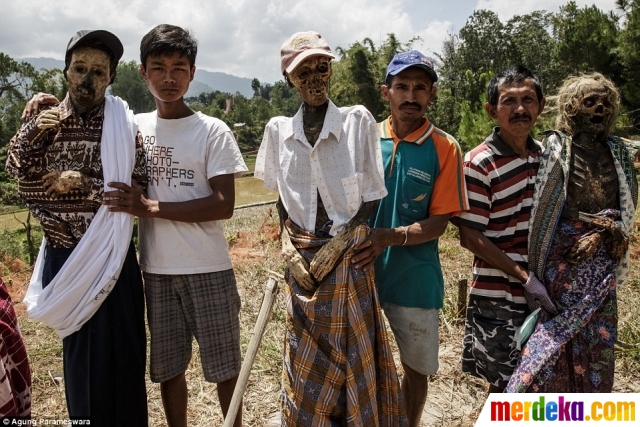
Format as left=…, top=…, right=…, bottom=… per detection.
left=193, top=69, right=253, bottom=98
left=20, top=57, right=254, bottom=98
left=23, top=57, right=65, bottom=71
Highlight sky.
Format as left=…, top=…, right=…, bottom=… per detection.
left=0, top=0, right=621, bottom=84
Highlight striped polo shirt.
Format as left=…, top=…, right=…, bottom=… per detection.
left=457, top=127, right=541, bottom=303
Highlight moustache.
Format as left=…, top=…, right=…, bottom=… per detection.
left=509, top=114, right=531, bottom=123
left=399, top=102, right=422, bottom=109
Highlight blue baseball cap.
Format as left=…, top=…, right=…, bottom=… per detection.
left=385, top=50, right=438, bottom=83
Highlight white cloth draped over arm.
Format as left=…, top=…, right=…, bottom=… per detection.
left=23, top=96, right=137, bottom=339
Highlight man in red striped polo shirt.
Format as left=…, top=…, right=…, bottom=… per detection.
left=456, top=65, right=553, bottom=393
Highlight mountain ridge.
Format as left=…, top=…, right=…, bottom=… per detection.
left=20, top=57, right=255, bottom=98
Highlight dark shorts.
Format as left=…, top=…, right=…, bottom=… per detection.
left=144, top=270, right=241, bottom=383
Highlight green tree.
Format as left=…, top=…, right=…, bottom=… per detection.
left=456, top=73, right=494, bottom=152
left=1, top=54, right=67, bottom=205
left=269, top=80, right=301, bottom=117
left=331, top=34, right=416, bottom=121
left=251, top=78, right=261, bottom=98
left=552, top=2, right=622, bottom=81
left=331, top=42, right=385, bottom=119
left=432, top=10, right=511, bottom=136
left=506, top=11, right=561, bottom=92
left=110, top=60, right=155, bottom=114
left=617, top=0, right=640, bottom=131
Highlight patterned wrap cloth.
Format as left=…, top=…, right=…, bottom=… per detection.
left=506, top=131, right=637, bottom=393
left=281, top=220, right=406, bottom=426
left=0, top=279, right=31, bottom=417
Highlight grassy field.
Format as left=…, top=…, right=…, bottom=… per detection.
left=2, top=204, right=640, bottom=426
left=0, top=209, right=30, bottom=231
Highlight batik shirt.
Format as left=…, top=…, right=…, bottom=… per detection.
left=5, top=94, right=147, bottom=248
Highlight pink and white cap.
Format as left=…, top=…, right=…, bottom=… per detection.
left=280, top=31, right=335, bottom=75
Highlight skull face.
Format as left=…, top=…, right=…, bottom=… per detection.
left=288, top=55, right=332, bottom=106
left=66, top=46, right=112, bottom=113
left=573, top=85, right=615, bottom=136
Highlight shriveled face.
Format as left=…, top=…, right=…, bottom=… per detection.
left=66, top=46, right=112, bottom=113
left=288, top=55, right=332, bottom=106
left=573, top=85, right=615, bottom=136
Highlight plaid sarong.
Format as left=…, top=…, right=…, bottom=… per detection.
left=281, top=220, right=405, bottom=426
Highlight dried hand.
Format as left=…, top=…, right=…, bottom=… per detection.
left=607, top=233, right=629, bottom=260
left=42, top=170, right=88, bottom=197
left=309, top=200, right=378, bottom=282
left=566, top=232, right=603, bottom=265
left=591, top=216, right=629, bottom=260
left=281, top=230, right=316, bottom=291
left=36, top=108, right=60, bottom=131
left=309, top=226, right=353, bottom=282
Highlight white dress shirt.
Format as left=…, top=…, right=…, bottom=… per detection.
left=255, top=100, right=387, bottom=235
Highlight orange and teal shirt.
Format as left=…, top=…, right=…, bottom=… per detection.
left=371, top=117, right=468, bottom=308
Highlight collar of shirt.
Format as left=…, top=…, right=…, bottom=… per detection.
left=381, top=115, right=435, bottom=177
left=58, top=93, right=106, bottom=123
left=485, top=126, right=541, bottom=157
left=288, top=100, right=343, bottom=147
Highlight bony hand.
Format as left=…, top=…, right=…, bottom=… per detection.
left=281, top=232, right=316, bottom=291
left=565, top=232, right=602, bottom=265
left=309, top=229, right=353, bottom=283
left=592, top=217, right=629, bottom=260
left=42, top=170, right=88, bottom=197
left=35, top=108, right=61, bottom=131
left=523, top=272, right=557, bottom=315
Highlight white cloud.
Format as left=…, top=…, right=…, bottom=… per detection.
left=474, top=0, right=620, bottom=21
left=413, top=20, right=455, bottom=59
left=0, top=0, right=621, bottom=83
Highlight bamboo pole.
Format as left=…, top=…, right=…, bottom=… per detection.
left=223, top=276, right=279, bottom=427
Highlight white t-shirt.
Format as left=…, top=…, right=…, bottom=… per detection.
left=136, top=111, right=247, bottom=274
left=255, top=101, right=387, bottom=235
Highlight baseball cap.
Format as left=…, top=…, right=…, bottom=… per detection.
left=64, top=30, right=124, bottom=71
left=385, top=50, right=438, bottom=83
left=280, top=31, right=335, bottom=75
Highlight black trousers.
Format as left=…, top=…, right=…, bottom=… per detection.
left=43, top=242, right=148, bottom=427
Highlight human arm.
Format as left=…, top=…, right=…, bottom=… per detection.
left=5, top=108, right=60, bottom=180
left=459, top=224, right=529, bottom=283
left=21, top=92, right=60, bottom=121
left=459, top=224, right=556, bottom=313
left=103, top=173, right=235, bottom=222
left=351, top=213, right=450, bottom=271
left=353, top=131, right=468, bottom=270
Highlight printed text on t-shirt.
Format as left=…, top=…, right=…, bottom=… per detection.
left=144, top=136, right=195, bottom=187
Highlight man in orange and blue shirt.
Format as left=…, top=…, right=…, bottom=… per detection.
left=352, top=50, right=468, bottom=427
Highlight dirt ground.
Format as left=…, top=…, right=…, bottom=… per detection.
left=2, top=204, right=640, bottom=426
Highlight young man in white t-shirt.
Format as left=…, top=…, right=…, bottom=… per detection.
left=103, top=24, right=247, bottom=427
left=20, top=26, right=247, bottom=426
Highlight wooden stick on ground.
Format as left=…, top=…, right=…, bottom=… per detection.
left=223, top=276, right=280, bottom=427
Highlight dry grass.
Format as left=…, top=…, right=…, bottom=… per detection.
left=2, top=203, right=640, bottom=426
